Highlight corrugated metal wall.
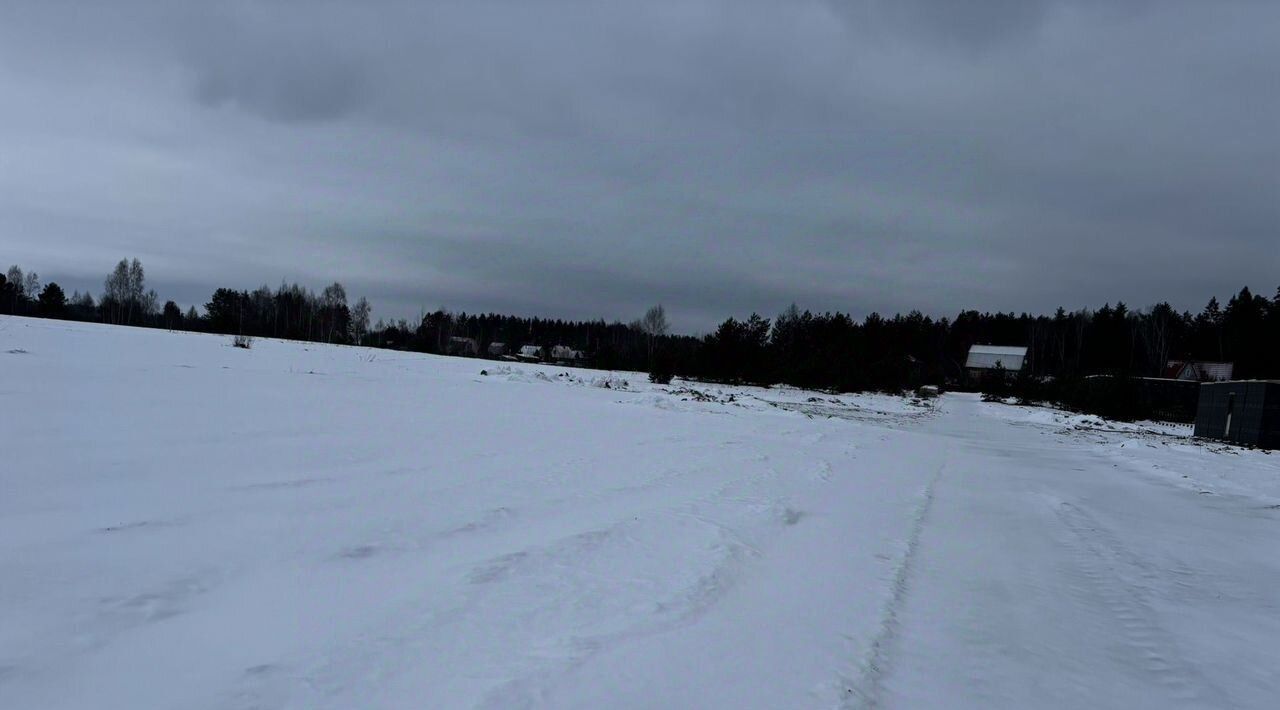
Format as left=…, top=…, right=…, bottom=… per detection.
left=1194, top=382, right=1280, bottom=449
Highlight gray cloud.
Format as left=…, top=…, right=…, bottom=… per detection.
left=1, top=0, right=1277, bottom=333
left=189, top=43, right=369, bottom=123
left=829, top=0, right=1052, bottom=49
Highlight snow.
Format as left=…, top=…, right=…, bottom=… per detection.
left=2, top=315, right=1279, bottom=709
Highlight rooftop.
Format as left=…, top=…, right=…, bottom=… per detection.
left=968, top=345, right=1028, bottom=357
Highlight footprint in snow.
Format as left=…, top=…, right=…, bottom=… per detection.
left=468, top=551, right=530, bottom=584
left=339, top=545, right=379, bottom=560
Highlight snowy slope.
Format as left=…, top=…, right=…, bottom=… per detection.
left=2, top=316, right=1278, bottom=709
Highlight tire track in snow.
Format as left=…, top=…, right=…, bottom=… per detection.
left=1053, top=501, right=1231, bottom=707
left=842, top=456, right=947, bottom=710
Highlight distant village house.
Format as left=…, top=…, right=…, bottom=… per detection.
left=1165, top=360, right=1234, bottom=382
left=965, top=345, right=1027, bottom=381
left=550, top=345, right=584, bottom=364
left=447, top=336, right=479, bottom=357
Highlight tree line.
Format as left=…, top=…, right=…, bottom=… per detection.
left=5, top=259, right=1279, bottom=402
left=689, top=292, right=1280, bottom=390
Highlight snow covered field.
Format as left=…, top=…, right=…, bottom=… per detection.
left=2, top=315, right=1279, bottom=709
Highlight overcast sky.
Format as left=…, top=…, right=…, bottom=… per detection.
left=2, top=1, right=1277, bottom=333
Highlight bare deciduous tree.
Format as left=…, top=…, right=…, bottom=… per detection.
left=352, top=296, right=371, bottom=345
left=101, top=258, right=149, bottom=324
left=320, top=282, right=349, bottom=342
left=639, top=304, right=669, bottom=362
left=641, top=304, right=669, bottom=337
left=141, top=289, right=159, bottom=318
left=6, top=265, right=24, bottom=296
left=23, top=272, right=40, bottom=302
left=6, top=265, right=27, bottom=312
left=127, top=259, right=145, bottom=323
left=103, top=259, right=129, bottom=323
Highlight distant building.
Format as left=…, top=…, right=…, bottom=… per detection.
left=516, top=345, right=543, bottom=362
left=965, top=345, right=1027, bottom=380
left=550, top=345, right=584, bottom=364
left=1165, top=360, right=1234, bottom=382
left=487, top=342, right=508, bottom=357
left=447, top=336, right=479, bottom=357
left=1194, top=380, right=1280, bottom=449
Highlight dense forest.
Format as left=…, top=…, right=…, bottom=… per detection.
left=5, top=259, right=1278, bottom=412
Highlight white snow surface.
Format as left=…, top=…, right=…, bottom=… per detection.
left=2, top=316, right=1278, bottom=709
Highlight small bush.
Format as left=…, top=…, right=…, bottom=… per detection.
left=232, top=334, right=254, bottom=349
left=648, top=360, right=674, bottom=385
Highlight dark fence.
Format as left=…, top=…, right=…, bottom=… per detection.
left=1194, top=381, right=1280, bottom=449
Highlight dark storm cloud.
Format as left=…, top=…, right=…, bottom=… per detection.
left=2, top=0, right=1277, bottom=333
